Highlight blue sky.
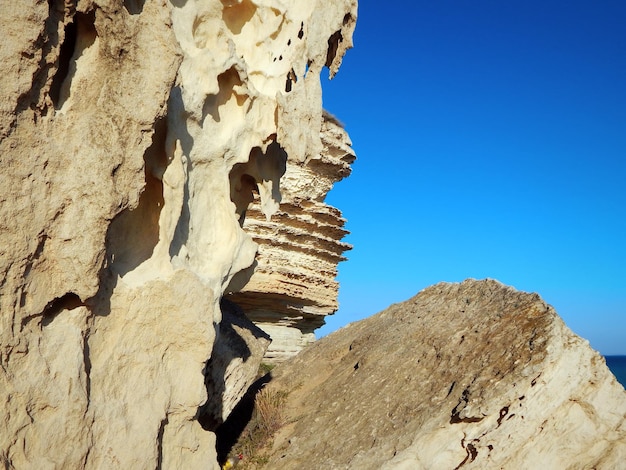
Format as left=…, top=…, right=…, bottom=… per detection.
left=317, top=1, right=626, bottom=355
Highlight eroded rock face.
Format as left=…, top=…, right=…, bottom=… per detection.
left=0, top=1, right=356, bottom=468
left=227, top=112, right=355, bottom=363
left=200, top=299, right=271, bottom=430
left=260, top=279, right=626, bottom=469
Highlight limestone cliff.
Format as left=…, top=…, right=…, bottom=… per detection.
left=257, top=280, right=626, bottom=469
left=0, top=1, right=356, bottom=468
left=227, top=111, right=355, bottom=363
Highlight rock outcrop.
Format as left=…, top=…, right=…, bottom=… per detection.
left=0, top=1, right=356, bottom=468
left=227, top=111, right=355, bottom=363
left=257, top=279, right=626, bottom=469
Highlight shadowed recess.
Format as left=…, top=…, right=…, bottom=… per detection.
left=222, top=0, right=257, bottom=35
left=106, top=118, right=167, bottom=276
left=202, top=67, right=246, bottom=123
left=123, top=0, right=145, bottom=15
left=50, top=10, right=97, bottom=110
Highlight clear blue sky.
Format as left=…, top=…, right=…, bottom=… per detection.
left=317, top=1, right=626, bottom=355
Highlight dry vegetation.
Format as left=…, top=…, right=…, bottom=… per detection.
left=228, top=386, right=288, bottom=469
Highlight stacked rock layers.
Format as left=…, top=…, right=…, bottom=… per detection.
left=227, top=112, right=355, bottom=363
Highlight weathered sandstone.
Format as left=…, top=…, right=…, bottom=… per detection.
left=227, top=112, right=355, bottom=363
left=0, top=1, right=356, bottom=468
left=258, top=279, right=626, bottom=469
left=200, top=299, right=271, bottom=430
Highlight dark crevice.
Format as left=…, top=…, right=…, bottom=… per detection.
left=156, top=415, right=169, bottom=470
left=107, top=117, right=167, bottom=275
left=285, top=68, right=296, bottom=93
left=198, top=299, right=271, bottom=430
left=83, top=335, right=92, bottom=402
left=168, top=167, right=191, bottom=259
left=123, top=0, right=145, bottom=15
left=199, top=299, right=272, bottom=466
left=325, top=30, right=343, bottom=68
left=50, top=10, right=97, bottom=110
left=297, top=22, right=304, bottom=39
left=496, top=406, right=509, bottom=427
left=450, top=388, right=484, bottom=424
left=454, top=441, right=478, bottom=470
left=42, top=293, right=83, bottom=326
left=49, top=19, right=76, bottom=107
left=20, top=292, right=84, bottom=328
left=213, top=373, right=272, bottom=465
left=531, top=372, right=542, bottom=387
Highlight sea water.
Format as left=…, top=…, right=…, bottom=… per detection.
left=605, top=356, right=626, bottom=388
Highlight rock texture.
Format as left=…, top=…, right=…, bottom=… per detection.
left=227, top=111, right=355, bottom=363
left=258, top=279, right=626, bottom=469
left=201, top=300, right=271, bottom=430
left=0, top=1, right=356, bottom=468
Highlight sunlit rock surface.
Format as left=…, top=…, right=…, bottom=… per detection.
left=260, top=279, right=626, bottom=469
left=227, top=112, right=355, bottom=363
left=0, top=0, right=356, bottom=468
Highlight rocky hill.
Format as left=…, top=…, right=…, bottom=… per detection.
left=249, top=279, right=626, bottom=469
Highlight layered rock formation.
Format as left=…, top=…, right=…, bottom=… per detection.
left=0, top=1, right=356, bottom=468
left=227, top=111, right=355, bottom=363
left=257, top=279, right=626, bottom=469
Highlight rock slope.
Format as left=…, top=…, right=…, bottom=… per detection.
left=0, top=1, right=356, bottom=468
left=259, top=279, right=626, bottom=469
left=227, top=112, right=355, bottom=363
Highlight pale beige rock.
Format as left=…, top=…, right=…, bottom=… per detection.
left=259, top=279, right=626, bottom=469
left=227, top=114, right=355, bottom=363
left=1, top=1, right=181, bottom=466
left=201, top=299, right=272, bottom=429
left=0, top=0, right=356, bottom=468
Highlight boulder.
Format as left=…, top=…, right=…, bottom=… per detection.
left=259, top=279, right=626, bottom=469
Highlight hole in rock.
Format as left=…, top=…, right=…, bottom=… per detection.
left=49, top=18, right=76, bottom=107
left=123, top=0, right=145, bottom=15
left=298, top=21, right=304, bottom=39
left=202, top=67, right=245, bottom=123
left=229, top=173, right=258, bottom=226
left=228, top=141, right=287, bottom=224
left=41, top=293, right=83, bottom=327
left=222, top=0, right=257, bottom=35
left=325, top=30, right=343, bottom=68
left=105, top=118, right=167, bottom=276
left=50, top=10, right=97, bottom=110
